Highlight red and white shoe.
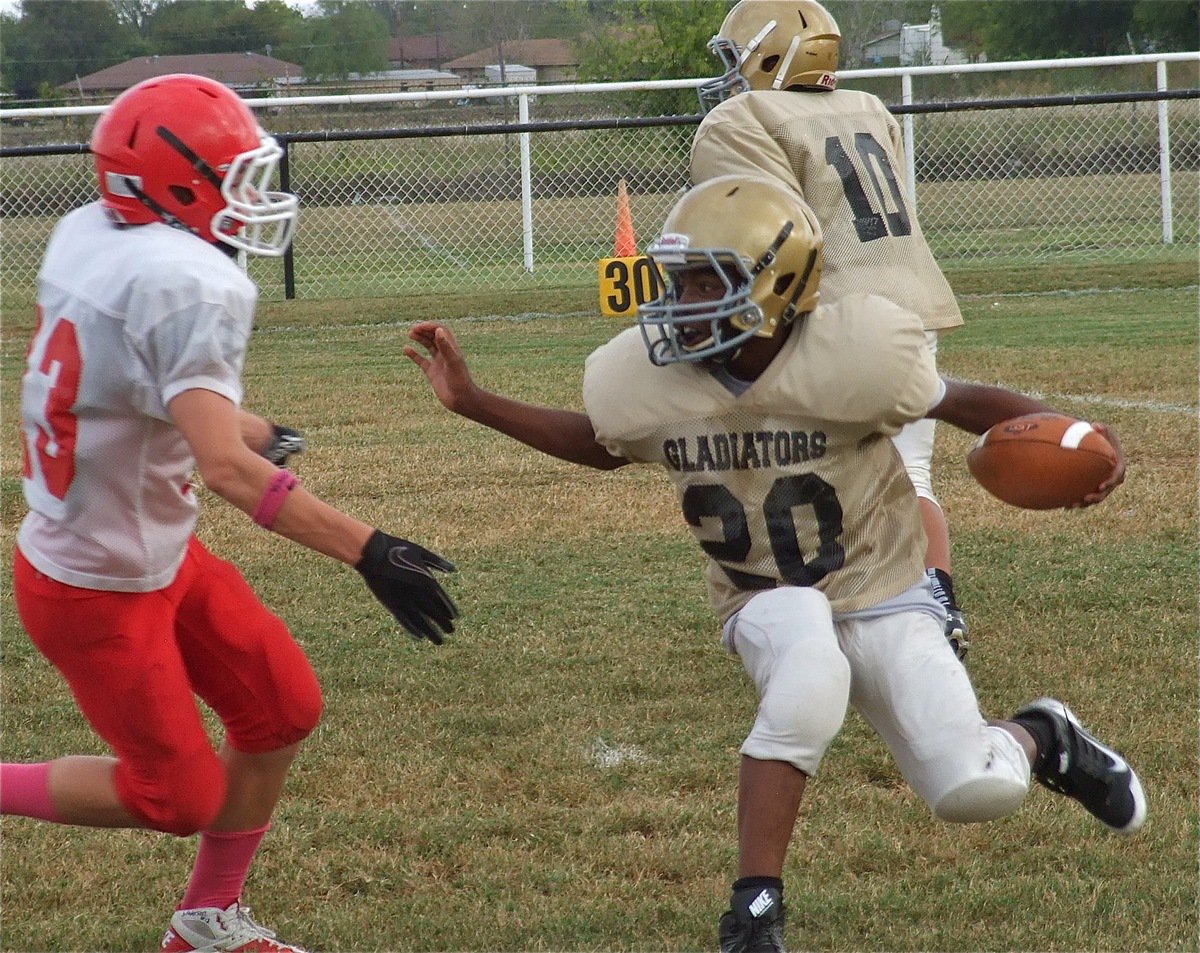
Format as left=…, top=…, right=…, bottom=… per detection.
left=161, top=903, right=308, bottom=952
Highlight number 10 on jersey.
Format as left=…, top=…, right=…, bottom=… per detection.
left=598, top=256, right=663, bottom=318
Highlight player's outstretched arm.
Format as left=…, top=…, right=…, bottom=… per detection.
left=405, top=321, right=628, bottom=471
left=931, top=378, right=1125, bottom=505
left=239, top=409, right=307, bottom=466
left=929, top=378, right=1055, bottom=435
left=170, top=388, right=457, bottom=641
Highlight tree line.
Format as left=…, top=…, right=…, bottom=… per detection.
left=2, top=0, right=1195, bottom=105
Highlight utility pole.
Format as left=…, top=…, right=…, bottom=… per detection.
left=493, top=0, right=506, bottom=86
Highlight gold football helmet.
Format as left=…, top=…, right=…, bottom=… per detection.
left=638, top=175, right=824, bottom=367
left=698, top=0, right=841, bottom=111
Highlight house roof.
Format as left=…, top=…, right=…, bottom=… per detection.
left=444, top=38, right=576, bottom=70
left=387, top=34, right=461, bottom=62
left=61, top=52, right=302, bottom=93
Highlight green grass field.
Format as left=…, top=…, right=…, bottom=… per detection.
left=1, top=267, right=1196, bottom=951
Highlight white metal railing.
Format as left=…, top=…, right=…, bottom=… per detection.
left=3, top=52, right=1196, bottom=120
left=3, top=53, right=1196, bottom=300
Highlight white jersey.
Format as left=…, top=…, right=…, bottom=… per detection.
left=584, top=294, right=940, bottom=622
left=692, top=90, right=963, bottom=332
left=18, top=202, right=256, bottom=592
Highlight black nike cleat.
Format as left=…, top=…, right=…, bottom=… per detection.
left=1014, top=697, right=1147, bottom=834
left=719, top=887, right=787, bottom=953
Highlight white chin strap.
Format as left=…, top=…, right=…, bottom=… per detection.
left=741, top=20, right=777, bottom=72
left=772, top=35, right=802, bottom=89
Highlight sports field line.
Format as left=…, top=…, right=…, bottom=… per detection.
left=386, top=209, right=471, bottom=268
left=957, top=381, right=1197, bottom=416
left=258, top=311, right=595, bottom=334
left=958, top=284, right=1199, bottom=300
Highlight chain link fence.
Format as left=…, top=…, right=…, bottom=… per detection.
left=2, top=59, right=1196, bottom=306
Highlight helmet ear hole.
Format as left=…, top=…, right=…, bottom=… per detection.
left=773, top=272, right=796, bottom=296
left=168, top=185, right=196, bottom=207
left=761, top=54, right=780, bottom=73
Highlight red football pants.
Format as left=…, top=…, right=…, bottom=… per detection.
left=13, top=536, right=323, bottom=834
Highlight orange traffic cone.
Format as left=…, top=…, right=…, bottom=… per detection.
left=614, top=179, right=637, bottom=257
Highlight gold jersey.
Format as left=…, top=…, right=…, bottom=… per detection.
left=583, top=294, right=940, bottom=622
left=691, top=90, right=963, bottom=333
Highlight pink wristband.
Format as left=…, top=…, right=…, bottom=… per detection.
left=252, top=469, right=299, bottom=529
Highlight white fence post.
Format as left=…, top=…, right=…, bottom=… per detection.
left=519, top=92, right=534, bottom=271
left=901, top=71, right=916, bottom=207
left=1157, top=58, right=1175, bottom=245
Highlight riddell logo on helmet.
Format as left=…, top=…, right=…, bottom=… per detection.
left=816, top=73, right=837, bottom=89
left=656, top=233, right=690, bottom=252
left=649, top=232, right=691, bottom=265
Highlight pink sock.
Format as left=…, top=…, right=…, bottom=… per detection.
left=1, top=763, right=62, bottom=822
left=178, top=823, right=271, bottom=911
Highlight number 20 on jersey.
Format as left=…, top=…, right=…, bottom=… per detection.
left=598, top=256, right=663, bottom=318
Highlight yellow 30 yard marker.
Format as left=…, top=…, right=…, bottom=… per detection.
left=598, top=255, right=662, bottom=318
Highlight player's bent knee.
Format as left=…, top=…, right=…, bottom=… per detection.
left=251, top=682, right=323, bottom=751
left=229, top=650, right=324, bottom=752
left=280, top=677, right=324, bottom=744
left=933, top=774, right=1028, bottom=823
left=736, top=587, right=850, bottom=773
left=117, top=748, right=227, bottom=836
left=742, top=669, right=849, bottom=772
left=273, top=642, right=324, bottom=742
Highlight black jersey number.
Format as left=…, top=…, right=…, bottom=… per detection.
left=681, top=474, right=846, bottom=590
left=825, top=133, right=912, bottom=242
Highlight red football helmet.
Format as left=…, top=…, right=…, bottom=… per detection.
left=90, top=73, right=297, bottom=256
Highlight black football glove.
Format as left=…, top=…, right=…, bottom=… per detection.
left=262, top=424, right=307, bottom=467
left=355, top=529, right=458, bottom=643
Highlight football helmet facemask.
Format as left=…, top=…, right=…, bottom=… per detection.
left=91, top=73, right=297, bottom=256
left=699, top=0, right=841, bottom=111
left=638, top=175, right=823, bottom=367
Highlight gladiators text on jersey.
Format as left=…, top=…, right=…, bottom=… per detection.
left=662, top=429, right=827, bottom=473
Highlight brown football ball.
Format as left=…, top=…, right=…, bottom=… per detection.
left=966, top=412, right=1118, bottom=510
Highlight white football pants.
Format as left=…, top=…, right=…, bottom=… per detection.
left=723, top=585, right=1031, bottom=823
